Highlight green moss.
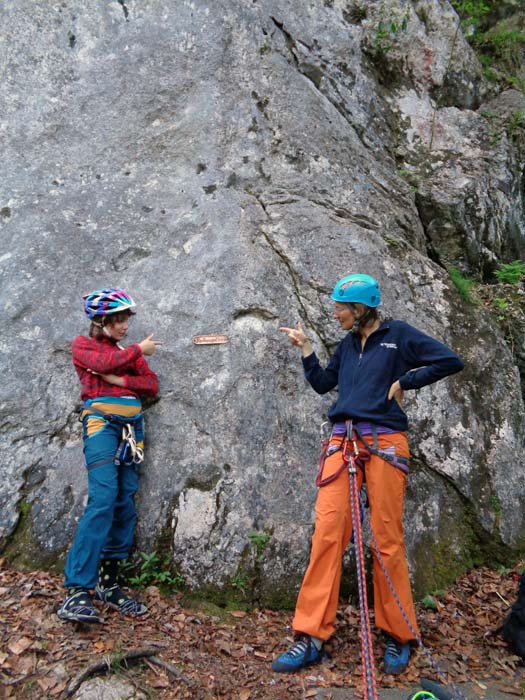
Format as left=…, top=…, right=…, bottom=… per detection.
left=256, top=576, right=302, bottom=610
left=2, top=499, right=33, bottom=565
left=183, top=466, right=222, bottom=493
left=411, top=499, right=522, bottom=599
left=181, top=580, right=250, bottom=614
left=179, top=554, right=301, bottom=612
left=412, top=528, right=476, bottom=597
left=1, top=499, right=60, bottom=571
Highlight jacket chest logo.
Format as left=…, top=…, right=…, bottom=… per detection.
left=380, top=342, right=398, bottom=350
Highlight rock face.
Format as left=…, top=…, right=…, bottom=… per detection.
left=1, top=0, right=524, bottom=602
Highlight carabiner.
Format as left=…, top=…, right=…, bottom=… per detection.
left=320, top=420, right=331, bottom=442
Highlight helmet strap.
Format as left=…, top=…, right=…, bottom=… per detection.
left=358, top=307, right=374, bottom=326
left=100, top=319, right=114, bottom=339
left=355, top=307, right=379, bottom=334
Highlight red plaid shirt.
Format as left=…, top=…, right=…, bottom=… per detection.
left=72, top=335, right=159, bottom=401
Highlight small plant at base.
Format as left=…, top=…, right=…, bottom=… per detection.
left=496, top=564, right=513, bottom=575
left=492, top=296, right=510, bottom=320
left=109, top=644, right=127, bottom=672
left=248, top=531, right=271, bottom=562
left=231, top=568, right=249, bottom=595
left=122, top=551, right=184, bottom=590
left=504, top=111, right=525, bottom=141
left=421, top=594, right=438, bottom=610
left=491, top=495, right=502, bottom=515
left=449, top=268, right=477, bottom=303
left=495, top=260, right=525, bottom=284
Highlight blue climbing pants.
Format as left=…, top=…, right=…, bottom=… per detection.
left=64, top=408, right=144, bottom=589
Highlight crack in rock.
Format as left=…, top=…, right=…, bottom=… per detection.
left=270, top=16, right=369, bottom=150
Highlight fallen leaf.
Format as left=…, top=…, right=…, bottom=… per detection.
left=8, top=637, right=33, bottom=655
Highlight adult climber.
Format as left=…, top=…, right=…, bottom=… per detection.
left=274, top=273, right=464, bottom=674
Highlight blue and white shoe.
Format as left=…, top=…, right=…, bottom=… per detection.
left=383, top=635, right=410, bottom=674
left=95, top=583, right=147, bottom=616
left=271, top=635, right=323, bottom=673
left=57, top=589, right=102, bottom=624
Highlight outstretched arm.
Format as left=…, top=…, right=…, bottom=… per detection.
left=279, top=321, right=340, bottom=394
left=279, top=321, right=314, bottom=357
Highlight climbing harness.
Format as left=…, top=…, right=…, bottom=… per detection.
left=80, top=404, right=144, bottom=467
left=315, top=421, right=370, bottom=487
left=315, top=421, right=409, bottom=487
left=317, top=421, right=467, bottom=700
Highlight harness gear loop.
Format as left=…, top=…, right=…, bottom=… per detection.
left=354, top=424, right=409, bottom=474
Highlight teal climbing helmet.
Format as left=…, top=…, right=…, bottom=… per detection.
left=331, top=273, right=381, bottom=307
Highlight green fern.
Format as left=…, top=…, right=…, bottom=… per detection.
left=494, top=260, right=525, bottom=284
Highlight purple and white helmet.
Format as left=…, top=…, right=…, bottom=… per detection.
left=83, top=288, right=136, bottom=319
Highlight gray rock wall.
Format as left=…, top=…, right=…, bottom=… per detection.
left=1, top=0, right=524, bottom=601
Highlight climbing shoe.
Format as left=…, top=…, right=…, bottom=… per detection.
left=57, top=589, right=102, bottom=624
left=271, top=635, right=323, bottom=673
left=95, top=583, right=148, bottom=616
left=383, top=635, right=410, bottom=675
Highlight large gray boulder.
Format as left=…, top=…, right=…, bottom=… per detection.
left=1, top=0, right=524, bottom=603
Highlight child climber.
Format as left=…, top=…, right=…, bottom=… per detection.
left=276, top=273, right=464, bottom=674
left=58, top=288, right=161, bottom=623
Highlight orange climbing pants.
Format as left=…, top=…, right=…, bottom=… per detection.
left=292, top=432, right=420, bottom=644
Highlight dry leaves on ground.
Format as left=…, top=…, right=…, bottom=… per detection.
left=0, top=559, right=524, bottom=699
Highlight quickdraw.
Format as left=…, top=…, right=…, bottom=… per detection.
left=115, top=422, right=144, bottom=466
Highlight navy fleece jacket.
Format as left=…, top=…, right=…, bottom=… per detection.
left=302, top=320, right=464, bottom=431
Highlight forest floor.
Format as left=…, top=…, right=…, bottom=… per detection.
left=1, top=559, right=524, bottom=700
